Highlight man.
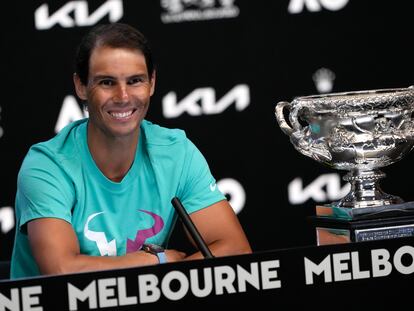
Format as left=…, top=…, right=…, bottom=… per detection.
left=10, top=23, right=251, bottom=279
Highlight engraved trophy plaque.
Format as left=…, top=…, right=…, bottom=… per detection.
left=275, top=86, right=414, bottom=245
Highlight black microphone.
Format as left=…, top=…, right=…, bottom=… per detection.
left=171, top=197, right=214, bottom=259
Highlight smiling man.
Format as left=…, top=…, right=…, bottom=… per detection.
left=10, top=23, right=251, bottom=279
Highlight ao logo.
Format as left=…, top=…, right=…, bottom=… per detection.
left=55, top=95, right=88, bottom=133
left=35, top=0, right=123, bottom=30
left=0, top=206, right=14, bottom=234
left=288, top=173, right=350, bottom=205
left=288, top=0, right=348, bottom=13
left=162, top=84, right=250, bottom=118
left=217, top=178, right=246, bottom=214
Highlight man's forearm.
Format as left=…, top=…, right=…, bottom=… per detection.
left=38, top=251, right=159, bottom=275
left=184, top=240, right=252, bottom=261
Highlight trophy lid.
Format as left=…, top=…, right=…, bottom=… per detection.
left=292, top=86, right=414, bottom=115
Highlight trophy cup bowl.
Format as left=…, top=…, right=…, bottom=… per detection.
left=275, top=86, right=414, bottom=221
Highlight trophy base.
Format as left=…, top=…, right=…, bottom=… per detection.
left=316, top=201, right=414, bottom=220
left=310, top=201, right=414, bottom=245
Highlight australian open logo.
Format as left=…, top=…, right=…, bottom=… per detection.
left=160, top=0, right=239, bottom=23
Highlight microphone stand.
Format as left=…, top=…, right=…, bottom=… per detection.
left=171, top=197, right=214, bottom=259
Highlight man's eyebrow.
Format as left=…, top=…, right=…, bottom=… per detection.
left=92, top=74, right=148, bottom=82
left=128, top=74, right=148, bottom=79
left=92, top=75, right=114, bottom=82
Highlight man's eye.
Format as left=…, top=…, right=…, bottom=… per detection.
left=128, top=77, right=144, bottom=85
left=99, top=80, right=114, bottom=86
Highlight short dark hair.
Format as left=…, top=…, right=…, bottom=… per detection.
left=74, top=23, right=155, bottom=85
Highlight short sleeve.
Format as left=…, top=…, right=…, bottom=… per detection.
left=178, top=139, right=226, bottom=214
left=15, top=148, right=75, bottom=232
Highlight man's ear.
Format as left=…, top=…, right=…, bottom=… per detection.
left=73, top=73, right=87, bottom=100
left=150, top=70, right=156, bottom=96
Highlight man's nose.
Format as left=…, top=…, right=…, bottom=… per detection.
left=114, top=84, right=129, bottom=103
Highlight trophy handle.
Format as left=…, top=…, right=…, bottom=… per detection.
left=275, top=101, right=332, bottom=163
left=275, top=101, right=303, bottom=136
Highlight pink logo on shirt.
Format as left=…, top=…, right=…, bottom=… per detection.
left=126, top=210, right=164, bottom=253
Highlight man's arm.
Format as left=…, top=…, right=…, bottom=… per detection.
left=27, top=218, right=186, bottom=275
left=183, top=200, right=252, bottom=260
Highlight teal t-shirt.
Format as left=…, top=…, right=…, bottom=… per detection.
left=11, top=119, right=225, bottom=279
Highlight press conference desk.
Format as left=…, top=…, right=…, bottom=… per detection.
left=2, top=237, right=414, bottom=310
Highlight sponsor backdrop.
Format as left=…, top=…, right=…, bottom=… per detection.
left=1, top=0, right=413, bottom=260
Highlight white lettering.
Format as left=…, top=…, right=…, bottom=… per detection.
left=35, top=0, right=123, bottom=30
left=351, top=251, right=370, bottom=279
left=393, top=246, right=414, bottom=275
left=0, top=289, right=19, bottom=311
left=304, top=255, right=332, bottom=285
left=0, top=206, right=14, bottom=234
left=162, top=84, right=250, bottom=118
left=35, top=3, right=76, bottom=29
left=305, top=247, right=414, bottom=285
left=214, top=266, right=236, bottom=295
left=21, top=286, right=43, bottom=311
left=117, top=277, right=137, bottom=306
left=138, top=274, right=160, bottom=304
left=319, top=0, right=348, bottom=11
left=161, top=271, right=189, bottom=301
left=160, top=0, right=239, bottom=23
left=68, top=281, right=97, bottom=311
left=288, top=173, right=350, bottom=205
left=288, top=0, right=321, bottom=13
left=63, top=261, right=282, bottom=307
left=55, top=95, right=88, bottom=133
left=260, top=260, right=281, bottom=289
left=288, top=0, right=348, bottom=14
left=332, top=252, right=351, bottom=281
left=237, top=263, right=260, bottom=292
left=98, top=278, right=117, bottom=308
left=68, top=278, right=138, bottom=310
left=217, top=178, right=246, bottom=214
left=0, top=286, right=43, bottom=311
left=371, top=249, right=392, bottom=277
left=74, top=1, right=123, bottom=27
left=189, top=268, right=213, bottom=298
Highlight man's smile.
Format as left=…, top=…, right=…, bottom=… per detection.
left=108, top=109, right=135, bottom=120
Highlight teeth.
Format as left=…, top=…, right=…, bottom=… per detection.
left=110, top=110, right=133, bottom=118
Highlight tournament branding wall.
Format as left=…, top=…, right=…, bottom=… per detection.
left=1, top=0, right=413, bottom=260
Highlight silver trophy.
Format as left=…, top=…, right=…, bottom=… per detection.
left=275, top=86, right=414, bottom=243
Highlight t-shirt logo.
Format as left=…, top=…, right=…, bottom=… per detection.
left=84, top=210, right=164, bottom=256
left=126, top=210, right=164, bottom=253
left=210, top=182, right=217, bottom=192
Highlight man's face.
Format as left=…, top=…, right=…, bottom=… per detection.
left=75, top=45, right=155, bottom=139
